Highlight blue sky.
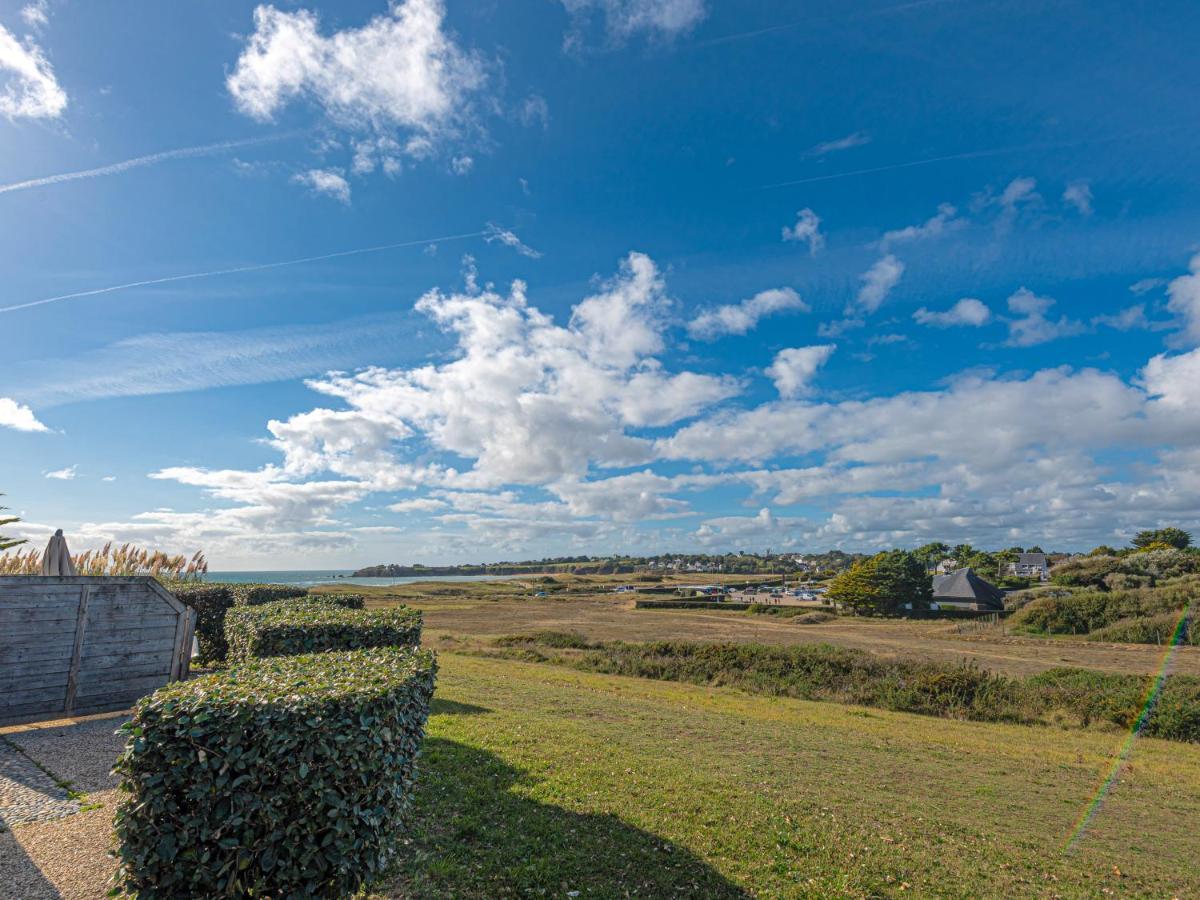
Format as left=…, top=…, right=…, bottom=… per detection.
left=2, top=0, right=1200, bottom=568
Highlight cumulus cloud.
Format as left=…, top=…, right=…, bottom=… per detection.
left=913, top=297, right=991, bottom=328
left=1003, top=288, right=1086, bottom=347
left=227, top=1, right=485, bottom=146
left=0, top=23, right=67, bottom=120
left=687, top=287, right=808, bottom=341
left=854, top=254, right=904, bottom=314
left=561, top=0, right=707, bottom=44
left=1166, top=252, right=1200, bottom=346
left=1092, top=303, right=1150, bottom=332
left=1063, top=180, right=1093, bottom=215
left=44, top=465, right=76, bottom=480
left=0, top=397, right=48, bottom=432
left=765, top=345, right=836, bottom=398
left=781, top=208, right=824, bottom=255
left=292, top=167, right=351, bottom=203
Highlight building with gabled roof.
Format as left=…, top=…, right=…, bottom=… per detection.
left=931, top=567, right=1005, bottom=611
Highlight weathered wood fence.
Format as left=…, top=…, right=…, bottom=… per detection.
left=0, top=576, right=196, bottom=726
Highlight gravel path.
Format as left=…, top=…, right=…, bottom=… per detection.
left=0, top=740, right=79, bottom=828
left=0, top=713, right=130, bottom=898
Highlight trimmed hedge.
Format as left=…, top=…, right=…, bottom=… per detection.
left=112, top=646, right=437, bottom=898
left=304, top=592, right=366, bottom=610
left=225, top=601, right=423, bottom=661
left=164, top=583, right=235, bottom=665
left=232, top=583, right=310, bottom=606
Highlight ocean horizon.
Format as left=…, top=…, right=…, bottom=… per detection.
left=203, top=570, right=523, bottom=588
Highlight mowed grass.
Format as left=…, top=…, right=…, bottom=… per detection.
left=380, top=653, right=1200, bottom=898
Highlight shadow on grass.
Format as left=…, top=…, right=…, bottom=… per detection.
left=385, top=737, right=748, bottom=898
left=428, top=698, right=490, bottom=716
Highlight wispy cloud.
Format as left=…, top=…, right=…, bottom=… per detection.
left=8, top=314, right=442, bottom=408
left=292, top=167, right=351, bottom=203
left=0, top=229, right=486, bottom=315
left=483, top=223, right=543, bottom=258
left=0, top=21, right=66, bottom=120
left=807, top=131, right=870, bottom=157
left=0, top=133, right=299, bottom=196
left=44, top=465, right=76, bottom=480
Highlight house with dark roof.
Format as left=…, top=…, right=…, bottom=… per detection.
left=931, top=567, right=1005, bottom=611
left=1004, top=552, right=1049, bottom=581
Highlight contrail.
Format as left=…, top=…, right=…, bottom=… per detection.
left=0, top=231, right=487, bottom=314
left=0, top=133, right=300, bottom=196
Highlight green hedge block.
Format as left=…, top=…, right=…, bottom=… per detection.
left=164, top=583, right=235, bottom=665
left=304, top=592, right=366, bottom=610
left=113, top=647, right=437, bottom=898
left=225, top=601, right=423, bottom=661
left=232, top=583, right=311, bottom=606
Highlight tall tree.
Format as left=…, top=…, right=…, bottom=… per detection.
left=1132, top=528, right=1192, bottom=550
left=827, top=550, right=933, bottom=615
left=0, top=495, right=26, bottom=551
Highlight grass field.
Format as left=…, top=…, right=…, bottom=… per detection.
left=380, top=653, right=1200, bottom=898
left=322, top=579, right=1200, bottom=679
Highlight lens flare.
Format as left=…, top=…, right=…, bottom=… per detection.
left=1063, top=603, right=1192, bottom=853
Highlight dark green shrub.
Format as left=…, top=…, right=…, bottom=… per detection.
left=494, top=630, right=593, bottom=649
left=232, top=583, right=311, bottom=606
left=226, top=601, right=422, bottom=661
left=1011, top=588, right=1184, bottom=635
left=302, top=592, right=366, bottom=610
left=1050, top=555, right=1120, bottom=588
left=165, top=583, right=235, bottom=664
left=112, top=647, right=437, bottom=898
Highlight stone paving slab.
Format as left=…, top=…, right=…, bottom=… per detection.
left=0, top=740, right=80, bottom=829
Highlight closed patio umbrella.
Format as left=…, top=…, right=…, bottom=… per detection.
left=40, top=529, right=77, bottom=576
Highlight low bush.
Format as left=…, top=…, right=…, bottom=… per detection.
left=793, top=612, right=835, bottom=624
left=494, top=630, right=593, bottom=649
left=500, top=636, right=1200, bottom=743
left=1087, top=612, right=1197, bottom=646
left=165, top=582, right=235, bottom=664
left=1011, top=588, right=1185, bottom=635
left=232, top=583, right=311, bottom=606
left=1050, top=555, right=1120, bottom=588
left=112, top=646, right=437, bottom=898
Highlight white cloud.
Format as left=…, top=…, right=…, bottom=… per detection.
left=765, top=345, right=836, bottom=398
left=102, top=475, right=117, bottom=482
left=1004, top=287, right=1086, bottom=347
left=292, top=167, right=351, bottom=203
left=1092, top=303, right=1150, bottom=332
left=913, top=297, right=991, bottom=328
left=20, top=2, right=50, bottom=29
left=854, top=254, right=904, bottom=314
left=483, top=223, right=542, bottom=259
left=227, top=1, right=485, bottom=142
left=687, top=287, right=808, bottom=341
left=0, top=23, right=67, bottom=120
left=1166, top=252, right=1200, bottom=346
left=0, top=397, right=48, bottom=432
left=44, top=465, right=76, bottom=480
left=1130, top=277, right=1166, bottom=296
left=781, top=208, right=824, bottom=255
left=517, top=93, right=549, bottom=129
left=988, top=176, right=1042, bottom=231
left=1063, top=180, right=1093, bottom=216
left=880, top=203, right=962, bottom=249
left=561, top=0, right=707, bottom=43
left=807, top=131, right=870, bottom=157
left=387, top=497, right=448, bottom=513
left=450, top=154, right=473, bottom=175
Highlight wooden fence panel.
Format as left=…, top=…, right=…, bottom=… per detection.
left=0, top=576, right=195, bottom=726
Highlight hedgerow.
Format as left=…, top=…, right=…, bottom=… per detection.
left=226, top=601, right=422, bottom=661
left=494, top=637, right=1200, bottom=743
left=305, top=592, right=366, bottom=609
left=112, top=646, right=437, bottom=898
left=1087, top=612, right=1197, bottom=646
left=232, top=583, right=311, bottom=606
left=164, top=583, right=235, bottom=664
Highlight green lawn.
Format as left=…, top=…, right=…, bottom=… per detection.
left=380, top=654, right=1200, bottom=898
